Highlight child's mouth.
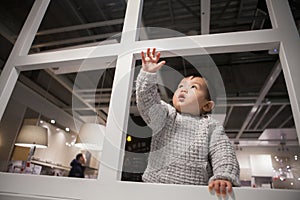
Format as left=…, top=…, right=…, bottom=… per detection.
left=178, top=94, right=185, bottom=102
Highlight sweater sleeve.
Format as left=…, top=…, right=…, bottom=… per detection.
left=136, top=69, right=168, bottom=133
left=208, top=120, right=240, bottom=186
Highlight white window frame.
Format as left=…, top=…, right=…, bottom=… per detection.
left=0, top=0, right=299, bottom=199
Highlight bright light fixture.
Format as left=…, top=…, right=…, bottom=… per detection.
left=75, top=123, right=105, bottom=151
left=15, top=125, right=48, bottom=148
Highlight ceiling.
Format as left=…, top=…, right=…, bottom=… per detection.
left=0, top=0, right=300, bottom=149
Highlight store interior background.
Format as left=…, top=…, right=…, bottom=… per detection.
left=0, top=0, right=300, bottom=190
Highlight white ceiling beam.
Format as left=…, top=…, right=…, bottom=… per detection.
left=262, top=104, right=286, bottom=130
left=168, top=0, right=175, bottom=24
left=254, top=105, right=272, bottom=130
left=223, top=105, right=233, bottom=127
left=36, top=18, right=124, bottom=36
left=246, top=105, right=263, bottom=130
left=201, top=0, right=211, bottom=34
left=45, top=69, right=100, bottom=120
left=237, top=0, right=244, bottom=22
left=63, top=0, right=94, bottom=37
left=32, top=32, right=119, bottom=48
left=278, top=115, right=293, bottom=128
left=0, top=22, right=15, bottom=44
left=236, top=61, right=282, bottom=139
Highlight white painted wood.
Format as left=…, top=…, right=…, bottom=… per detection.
left=1, top=173, right=300, bottom=200
left=15, top=44, right=120, bottom=71
left=0, top=0, right=50, bottom=120
left=98, top=0, right=143, bottom=182
left=267, top=0, right=300, bottom=146
left=98, top=54, right=136, bottom=182
left=14, top=29, right=280, bottom=72
left=0, top=0, right=299, bottom=199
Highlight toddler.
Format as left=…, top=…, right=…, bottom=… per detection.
left=136, top=48, right=240, bottom=197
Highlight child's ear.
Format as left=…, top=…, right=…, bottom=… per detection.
left=203, top=101, right=215, bottom=113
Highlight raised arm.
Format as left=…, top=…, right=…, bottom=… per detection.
left=136, top=48, right=168, bottom=132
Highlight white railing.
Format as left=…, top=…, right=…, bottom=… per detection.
left=1, top=173, right=300, bottom=200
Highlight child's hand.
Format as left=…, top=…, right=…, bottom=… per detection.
left=141, top=48, right=166, bottom=73
left=208, top=180, right=232, bottom=198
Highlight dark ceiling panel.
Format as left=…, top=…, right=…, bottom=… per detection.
left=225, top=106, right=252, bottom=130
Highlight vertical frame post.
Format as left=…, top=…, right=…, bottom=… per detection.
left=0, top=0, right=50, bottom=119
left=267, top=0, right=300, bottom=145
left=99, top=0, right=144, bottom=182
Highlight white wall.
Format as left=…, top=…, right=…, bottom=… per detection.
left=33, top=122, right=80, bottom=168
left=0, top=98, right=26, bottom=171
left=235, top=146, right=300, bottom=187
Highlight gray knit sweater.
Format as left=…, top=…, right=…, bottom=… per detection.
left=136, top=69, right=240, bottom=186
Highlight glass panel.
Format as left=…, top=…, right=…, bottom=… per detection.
left=140, top=0, right=272, bottom=40
left=121, top=49, right=300, bottom=190
left=31, top=0, right=126, bottom=52
left=122, top=51, right=228, bottom=182
left=0, top=59, right=115, bottom=179
left=0, top=0, right=34, bottom=76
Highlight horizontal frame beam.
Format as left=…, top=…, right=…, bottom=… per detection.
left=15, top=29, right=280, bottom=72
left=0, top=173, right=299, bottom=200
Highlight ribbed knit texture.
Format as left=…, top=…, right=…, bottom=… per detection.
left=136, top=69, right=240, bottom=186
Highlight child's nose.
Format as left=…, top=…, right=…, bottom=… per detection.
left=180, top=88, right=188, bottom=93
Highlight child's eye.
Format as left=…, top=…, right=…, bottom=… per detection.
left=178, top=85, right=183, bottom=88
left=191, top=85, right=197, bottom=89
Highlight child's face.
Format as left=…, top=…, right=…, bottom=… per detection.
left=172, top=76, right=213, bottom=115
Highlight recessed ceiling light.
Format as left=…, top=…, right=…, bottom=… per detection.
left=50, top=119, right=55, bottom=124
left=65, top=127, right=70, bottom=132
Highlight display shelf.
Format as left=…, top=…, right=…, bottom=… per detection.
left=30, top=160, right=70, bottom=171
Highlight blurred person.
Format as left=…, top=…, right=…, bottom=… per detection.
left=68, top=153, right=86, bottom=178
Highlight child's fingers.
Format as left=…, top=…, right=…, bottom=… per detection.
left=156, top=61, right=165, bottom=70
left=146, top=48, right=151, bottom=58
left=152, top=48, right=156, bottom=57
left=141, top=51, right=145, bottom=63
left=213, top=181, right=221, bottom=196
left=220, top=182, right=227, bottom=197
left=208, top=182, right=214, bottom=192
left=226, top=181, right=233, bottom=193
left=155, top=52, right=161, bottom=62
